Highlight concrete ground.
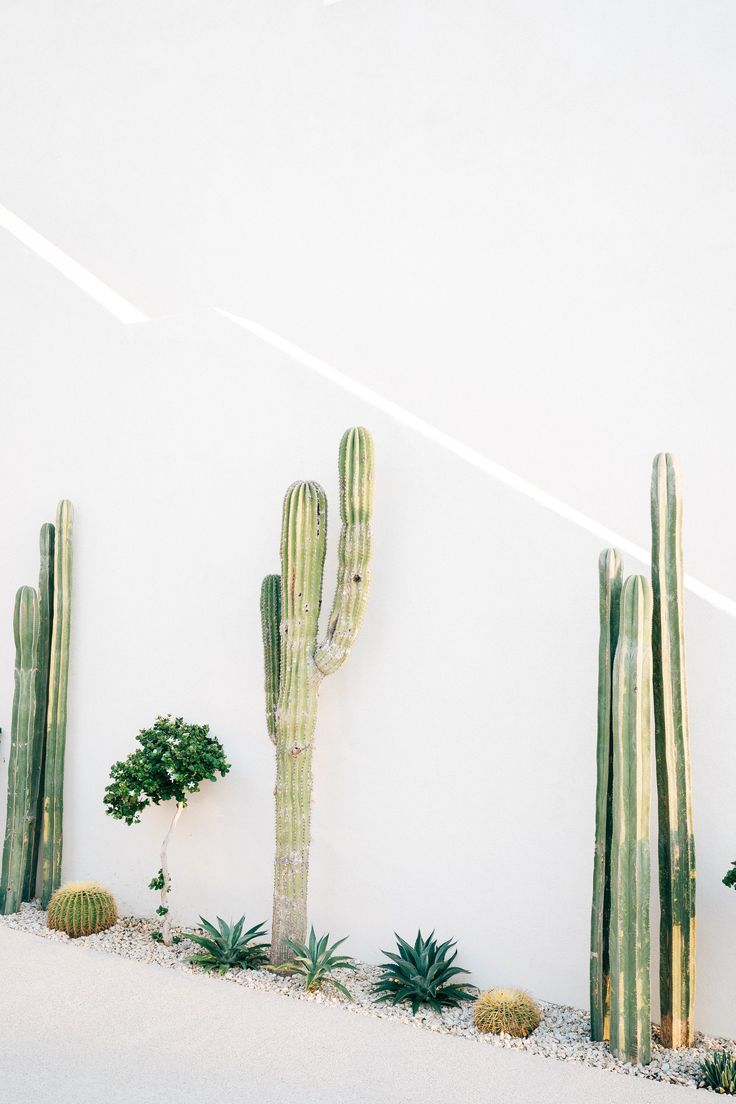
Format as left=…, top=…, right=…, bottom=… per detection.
left=1, top=928, right=701, bottom=1104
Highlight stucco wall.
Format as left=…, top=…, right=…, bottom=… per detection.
left=1, top=273, right=735, bottom=1035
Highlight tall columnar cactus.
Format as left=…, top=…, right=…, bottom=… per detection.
left=0, top=587, right=41, bottom=914
left=651, top=453, right=695, bottom=1048
left=590, top=547, right=623, bottom=1041
left=609, top=575, right=653, bottom=1066
left=24, top=523, right=55, bottom=900
left=40, top=500, right=73, bottom=906
left=260, top=428, right=374, bottom=963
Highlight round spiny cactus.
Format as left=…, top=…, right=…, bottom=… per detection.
left=473, top=988, right=541, bottom=1038
left=47, top=882, right=117, bottom=938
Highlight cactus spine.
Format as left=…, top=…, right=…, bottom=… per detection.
left=24, top=524, right=55, bottom=900
left=609, top=575, right=653, bottom=1065
left=40, top=500, right=73, bottom=906
left=260, top=428, right=374, bottom=963
left=651, top=453, right=695, bottom=1048
left=590, top=548, right=623, bottom=1041
left=0, top=587, right=41, bottom=914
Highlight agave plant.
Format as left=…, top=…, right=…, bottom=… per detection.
left=373, top=930, right=477, bottom=1014
left=700, top=1050, right=736, bottom=1095
left=186, top=915, right=270, bottom=974
left=284, top=927, right=356, bottom=999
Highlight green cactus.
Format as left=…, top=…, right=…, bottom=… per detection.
left=473, top=988, right=541, bottom=1038
left=47, top=881, right=117, bottom=937
left=24, top=523, right=55, bottom=900
left=40, top=500, right=73, bottom=907
left=609, top=574, right=653, bottom=1066
left=590, top=547, right=623, bottom=1041
left=651, top=453, right=695, bottom=1048
left=0, top=587, right=41, bottom=914
left=260, top=428, right=374, bottom=963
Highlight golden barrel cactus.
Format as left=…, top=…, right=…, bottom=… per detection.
left=47, top=882, right=117, bottom=937
left=473, top=988, right=541, bottom=1038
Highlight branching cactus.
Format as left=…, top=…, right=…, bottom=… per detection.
left=590, top=547, right=623, bottom=1041
left=40, top=500, right=73, bottom=906
left=609, top=575, right=653, bottom=1066
left=651, top=453, right=695, bottom=1048
left=0, top=587, right=41, bottom=914
left=260, top=427, right=374, bottom=963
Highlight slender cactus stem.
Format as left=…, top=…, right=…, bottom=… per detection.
left=590, top=548, right=623, bottom=1041
left=651, top=453, right=695, bottom=1048
left=609, top=575, right=653, bottom=1066
left=40, top=500, right=73, bottom=906
left=24, top=523, right=54, bottom=900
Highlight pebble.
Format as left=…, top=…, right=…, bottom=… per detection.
left=1, top=901, right=731, bottom=1092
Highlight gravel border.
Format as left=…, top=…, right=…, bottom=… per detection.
left=2, top=902, right=732, bottom=1092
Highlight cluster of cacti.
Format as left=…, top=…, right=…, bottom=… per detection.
left=0, top=502, right=73, bottom=915
left=47, top=881, right=117, bottom=937
left=473, top=988, right=541, bottom=1038
left=260, top=427, right=374, bottom=964
left=590, top=453, right=695, bottom=1063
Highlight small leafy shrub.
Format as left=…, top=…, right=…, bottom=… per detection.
left=104, top=715, right=230, bottom=945
left=473, top=988, right=541, bottom=1037
left=700, top=1051, right=736, bottom=1095
left=186, top=916, right=270, bottom=974
left=47, top=882, right=117, bottom=938
left=373, top=930, right=477, bottom=1014
left=723, top=862, right=736, bottom=891
left=284, top=927, right=356, bottom=999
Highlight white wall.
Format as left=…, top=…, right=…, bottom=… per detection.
left=1, top=251, right=736, bottom=1036
left=1, top=0, right=736, bottom=1040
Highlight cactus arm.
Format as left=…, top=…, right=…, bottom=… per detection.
left=271, top=482, right=326, bottom=963
left=260, top=575, right=282, bottom=746
left=609, top=575, right=653, bottom=1066
left=24, top=522, right=55, bottom=900
left=651, top=453, right=696, bottom=1048
left=590, top=547, right=623, bottom=1041
left=315, top=427, right=374, bottom=677
left=0, top=587, right=40, bottom=914
left=40, top=500, right=73, bottom=906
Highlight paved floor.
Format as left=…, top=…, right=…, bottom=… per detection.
left=1, top=928, right=701, bottom=1104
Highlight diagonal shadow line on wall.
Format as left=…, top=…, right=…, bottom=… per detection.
left=2, top=198, right=734, bottom=616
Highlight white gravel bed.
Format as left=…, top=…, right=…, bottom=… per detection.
left=2, top=902, right=731, bottom=1092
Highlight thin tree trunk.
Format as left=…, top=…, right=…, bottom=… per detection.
left=160, top=802, right=183, bottom=946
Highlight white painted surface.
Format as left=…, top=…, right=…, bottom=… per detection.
left=0, top=204, right=148, bottom=324
left=1, top=0, right=736, bottom=1041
